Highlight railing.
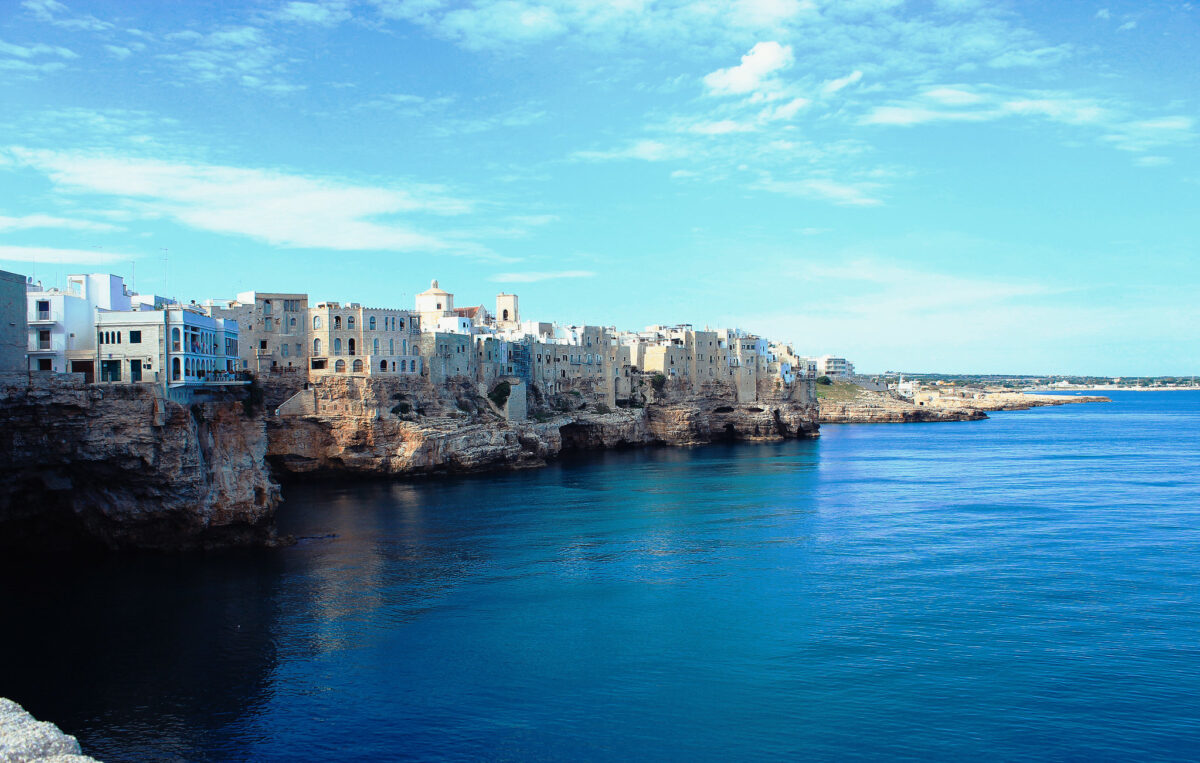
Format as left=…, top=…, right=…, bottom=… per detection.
left=36, top=340, right=52, bottom=350
left=36, top=309, right=51, bottom=321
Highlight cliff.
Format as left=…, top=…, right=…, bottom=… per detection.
left=0, top=374, right=279, bottom=551
left=267, top=374, right=819, bottom=478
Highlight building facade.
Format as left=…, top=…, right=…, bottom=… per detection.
left=0, top=270, right=26, bottom=373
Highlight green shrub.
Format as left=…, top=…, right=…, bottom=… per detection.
left=594, top=403, right=611, bottom=414
left=651, top=373, right=667, bottom=392
left=816, top=375, right=833, bottom=386
left=488, top=381, right=512, bottom=408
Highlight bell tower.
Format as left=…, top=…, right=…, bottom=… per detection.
left=496, top=293, right=519, bottom=328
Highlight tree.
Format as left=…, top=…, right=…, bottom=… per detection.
left=816, top=375, right=833, bottom=386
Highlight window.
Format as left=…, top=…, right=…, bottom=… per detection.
left=399, top=319, right=404, bottom=330
left=314, top=338, right=322, bottom=355
left=369, top=316, right=376, bottom=330
left=289, top=317, right=296, bottom=330
left=373, top=338, right=379, bottom=354
left=348, top=338, right=356, bottom=355
left=172, top=358, right=181, bottom=381
left=260, top=340, right=268, bottom=350
left=334, top=316, right=342, bottom=330
left=313, top=316, right=322, bottom=330
left=263, top=300, right=272, bottom=315
left=348, top=316, right=355, bottom=330
left=129, top=330, right=141, bottom=344
left=333, top=338, right=342, bottom=355
left=282, top=344, right=289, bottom=357
left=389, top=339, right=394, bottom=354
left=335, top=359, right=346, bottom=373
left=380, top=360, right=387, bottom=371
left=352, top=359, right=363, bottom=373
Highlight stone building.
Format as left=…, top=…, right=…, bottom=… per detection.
left=308, top=302, right=422, bottom=377
left=205, top=291, right=309, bottom=376
left=0, top=270, right=26, bottom=373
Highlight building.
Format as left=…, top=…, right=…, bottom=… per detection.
left=496, top=293, right=519, bottom=328
left=414, top=280, right=454, bottom=329
left=812, top=355, right=855, bottom=377
left=0, top=270, right=26, bottom=372
left=307, top=301, right=422, bottom=377
left=205, top=291, right=309, bottom=375
left=95, top=305, right=241, bottom=387
left=25, top=273, right=136, bottom=378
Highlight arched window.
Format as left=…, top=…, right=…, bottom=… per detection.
left=289, top=317, right=296, bottom=330
left=172, top=358, right=181, bottom=381
left=369, top=316, right=376, bottom=330
left=348, top=338, right=356, bottom=356
left=380, top=360, right=387, bottom=371
left=373, top=338, right=379, bottom=354
left=503, top=309, right=509, bottom=321
left=352, top=359, right=363, bottom=373
left=282, top=344, right=289, bottom=357
left=348, top=316, right=355, bottom=330
left=333, top=338, right=342, bottom=355
left=314, top=339, right=322, bottom=355
left=334, top=316, right=342, bottom=330
left=313, top=316, right=322, bottom=330
left=399, top=318, right=404, bottom=330
left=335, top=359, right=346, bottom=373
left=389, top=339, right=394, bottom=354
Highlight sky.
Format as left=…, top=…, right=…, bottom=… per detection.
left=0, top=0, right=1197, bottom=375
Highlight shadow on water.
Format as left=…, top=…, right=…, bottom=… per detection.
left=0, top=549, right=288, bottom=762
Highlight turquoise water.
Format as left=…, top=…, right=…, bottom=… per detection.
left=4, top=391, right=1200, bottom=760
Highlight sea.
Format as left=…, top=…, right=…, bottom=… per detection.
left=3, top=390, right=1199, bottom=761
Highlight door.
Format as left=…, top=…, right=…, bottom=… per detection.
left=130, top=360, right=142, bottom=382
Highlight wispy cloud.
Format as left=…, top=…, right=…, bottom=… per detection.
left=0, top=244, right=137, bottom=265
left=6, top=148, right=490, bottom=256
left=753, top=175, right=883, bottom=206
left=491, top=270, right=595, bottom=283
left=273, top=1, right=352, bottom=25
left=0, top=213, right=121, bottom=232
left=573, top=140, right=686, bottom=162
left=703, top=41, right=794, bottom=97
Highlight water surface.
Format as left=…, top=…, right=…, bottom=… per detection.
left=4, top=391, right=1200, bottom=760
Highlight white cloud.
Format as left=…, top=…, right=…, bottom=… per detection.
left=1135, top=156, right=1169, bottom=167
left=491, top=270, right=595, bottom=283
left=703, top=41, right=794, bottom=96
left=690, top=120, right=756, bottom=135
left=7, top=148, right=487, bottom=256
left=922, top=86, right=984, bottom=106
left=0, top=214, right=121, bottom=232
left=21, top=0, right=112, bottom=31
left=573, top=139, right=685, bottom=162
left=729, top=0, right=813, bottom=28
left=1117, top=20, right=1136, bottom=32
left=822, top=70, right=863, bottom=95
left=104, top=44, right=132, bottom=59
left=274, top=1, right=352, bottom=25
left=0, top=39, right=77, bottom=59
left=1095, top=8, right=1111, bottom=20
left=0, top=245, right=136, bottom=266
left=753, top=176, right=882, bottom=206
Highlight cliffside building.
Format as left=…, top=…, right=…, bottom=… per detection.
left=25, top=273, right=138, bottom=379
left=95, top=306, right=241, bottom=387
left=205, top=292, right=309, bottom=376
left=307, top=301, right=422, bottom=377
left=0, top=270, right=26, bottom=373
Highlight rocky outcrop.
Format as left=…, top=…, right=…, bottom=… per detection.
left=0, top=697, right=98, bottom=762
left=0, top=374, right=279, bottom=551
left=267, top=375, right=819, bottom=479
left=819, top=387, right=1110, bottom=424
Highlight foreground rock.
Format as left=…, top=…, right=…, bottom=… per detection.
left=0, top=374, right=279, bottom=552
left=0, top=698, right=98, bottom=762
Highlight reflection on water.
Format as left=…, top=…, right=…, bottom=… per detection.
left=2, top=392, right=1199, bottom=761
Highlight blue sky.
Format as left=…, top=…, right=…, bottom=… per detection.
left=1, top=0, right=1196, bottom=375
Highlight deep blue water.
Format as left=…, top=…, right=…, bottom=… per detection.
left=4, top=391, right=1200, bottom=761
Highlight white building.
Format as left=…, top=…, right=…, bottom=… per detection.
left=26, top=273, right=136, bottom=378
left=95, top=306, right=241, bottom=386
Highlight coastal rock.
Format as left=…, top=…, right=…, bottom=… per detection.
left=0, top=697, right=99, bottom=762
left=268, top=375, right=819, bottom=478
left=0, top=374, right=279, bottom=551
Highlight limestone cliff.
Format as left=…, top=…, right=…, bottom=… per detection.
left=0, top=374, right=279, bottom=551
left=267, top=374, right=819, bottom=478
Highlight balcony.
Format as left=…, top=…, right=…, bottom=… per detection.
left=29, top=341, right=55, bottom=353
left=29, top=310, right=57, bottom=325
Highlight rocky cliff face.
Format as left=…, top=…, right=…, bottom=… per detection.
left=267, top=375, right=820, bottom=479
left=0, top=374, right=279, bottom=551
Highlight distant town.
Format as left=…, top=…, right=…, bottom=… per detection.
left=0, top=270, right=858, bottom=409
